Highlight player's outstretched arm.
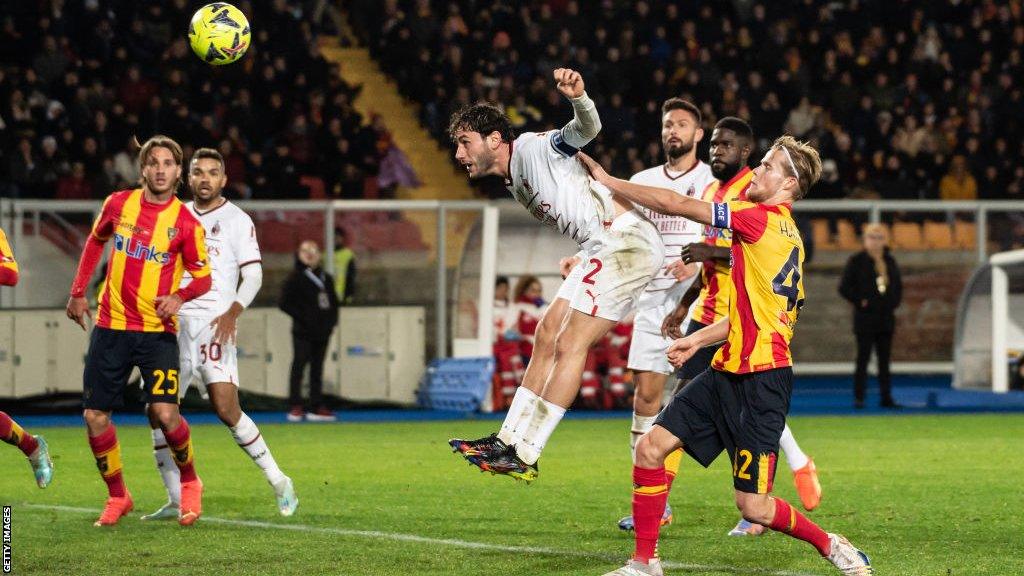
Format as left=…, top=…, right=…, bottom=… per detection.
left=553, top=68, right=601, bottom=150
left=667, top=316, right=729, bottom=367
left=577, top=152, right=713, bottom=224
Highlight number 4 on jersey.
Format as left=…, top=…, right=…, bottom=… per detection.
left=772, top=246, right=804, bottom=312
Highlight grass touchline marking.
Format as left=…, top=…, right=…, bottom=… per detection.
left=23, top=504, right=822, bottom=576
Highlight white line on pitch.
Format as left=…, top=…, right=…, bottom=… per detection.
left=22, top=504, right=822, bottom=576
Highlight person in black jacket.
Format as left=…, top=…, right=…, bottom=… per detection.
left=280, top=240, right=340, bottom=422
left=838, top=223, right=903, bottom=409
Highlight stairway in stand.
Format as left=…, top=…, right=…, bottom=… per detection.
left=319, top=38, right=478, bottom=266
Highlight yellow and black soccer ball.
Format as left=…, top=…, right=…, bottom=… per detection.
left=188, top=3, right=251, bottom=66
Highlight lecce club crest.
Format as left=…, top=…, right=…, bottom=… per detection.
left=167, top=227, right=179, bottom=240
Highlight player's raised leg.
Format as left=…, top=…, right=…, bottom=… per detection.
left=207, top=382, right=297, bottom=516
left=0, top=411, right=53, bottom=488
left=450, top=295, right=570, bottom=463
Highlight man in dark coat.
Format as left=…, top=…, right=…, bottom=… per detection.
left=838, top=224, right=903, bottom=408
left=280, top=240, right=340, bottom=421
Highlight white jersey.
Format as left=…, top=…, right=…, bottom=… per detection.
left=507, top=131, right=618, bottom=245
left=632, top=161, right=715, bottom=302
left=179, top=199, right=261, bottom=318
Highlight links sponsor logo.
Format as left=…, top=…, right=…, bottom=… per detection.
left=702, top=225, right=732, bottom=241
left=113, top=233, right=170, bottom=264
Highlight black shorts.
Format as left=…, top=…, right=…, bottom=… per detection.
left=676, top=319, right=722, bottom=380
left=83, top=327, right=181, bottom=411
left=656, top=367, right=792, bottom=494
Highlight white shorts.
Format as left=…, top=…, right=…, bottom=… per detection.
left=177, top=315, right=239, bottom=398
left=555, top=211, right=664, bottom=322
left=627, top=328, right=674, bottom=375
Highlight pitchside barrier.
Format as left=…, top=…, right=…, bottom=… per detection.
left=2, top=198, right=1023, bottom=394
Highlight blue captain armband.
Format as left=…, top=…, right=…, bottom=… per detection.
left=712, top=202, right=731, bottom=229
left=550, top=130, right=579, bottom=158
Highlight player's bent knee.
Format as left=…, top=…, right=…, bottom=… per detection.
left=634, top=434, right=666, bottom=468
left=82, top=409, right=110, bottom=431
left=735, top=493, right=773, bottom=525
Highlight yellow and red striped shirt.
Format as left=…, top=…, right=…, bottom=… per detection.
left=0, top=227, right=19, bottom=286
left=90, top=189, right=210, bottom=333
left=690, top=167, right=752, bottom=325
left=710, top=200, right=805, bottom=374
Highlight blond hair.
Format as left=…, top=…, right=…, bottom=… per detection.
left=862, top=223, right=890, bottom=288
left=771, top=135, right=821, bottom=200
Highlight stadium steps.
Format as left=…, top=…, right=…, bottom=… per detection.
left=319, top=39, right=476, bottom=266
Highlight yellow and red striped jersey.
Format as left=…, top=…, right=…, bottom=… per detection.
left=710, top=200, right=805, bottom=374
left=0, top=227, right=19, bottom=286
left=690, top=167, right=752, bottom=325
left=90, top=189, right=210, bottom=333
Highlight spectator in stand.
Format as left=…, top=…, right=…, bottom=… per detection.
left=510, top=275, right=545, bottom=366
left=939, top=155, right=979, bottom=201
left=332, top=227, right=357, bottom=305
left=492, top=275, right=525, bottom=410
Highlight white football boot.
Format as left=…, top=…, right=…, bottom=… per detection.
left=601, top=558, right=664, bottom=576
left=826, top=533, right=873, bottom=575
left=272, top=475, right=298, bottom=516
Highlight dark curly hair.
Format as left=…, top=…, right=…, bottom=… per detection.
left=447, top=102, right=515, bottom=143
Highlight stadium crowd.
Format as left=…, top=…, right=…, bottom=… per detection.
left=355, top=0, right=1024, bottom=202
left=0, top=0, right=395, bottom=201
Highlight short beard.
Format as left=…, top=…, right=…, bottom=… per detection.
left=665, top=140, right=694, bottom=161
left=711, top=162, right=740, bottom=181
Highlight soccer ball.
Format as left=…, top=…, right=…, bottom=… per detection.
left=188, top=3, right=251, bottom=66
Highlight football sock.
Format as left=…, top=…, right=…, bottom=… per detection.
left=664, top=448, right=683, bottom=492
left=629, top=412, right=657, bottom=462
left=231, top=412, right=286, bottom=484
left=778, top=424, right=809, bottom=471
left=151, top=427, right=181, bottom=504
left=768, top=497, right=831, bottom=556
left=632, top=465, right=668, bottom=562
left=515, top=397, right=566, bottom=465
left=497, top=386, right=539, bottom=445
left=89, top=424, right=127, bottom=498
left=164, top=417, right=198, bottom=483
left=0, top=411, right=39, bottom=457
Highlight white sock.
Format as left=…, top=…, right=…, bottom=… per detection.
left=515, top=398, right=567, bottom=465
left=630, top=412, right=658, bottom=463
left=152, top=428, right=181, bottom=504
left=778, top=424, right=809, bottom=471
left=231, top=412, right=286, bottom=484
left=498, top=387, right=539, bottom=445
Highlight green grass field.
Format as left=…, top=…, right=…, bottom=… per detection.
left=2, top=414, right=1023, bottom=575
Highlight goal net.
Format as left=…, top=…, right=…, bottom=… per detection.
left=953, top=248, right=1024, bottom=392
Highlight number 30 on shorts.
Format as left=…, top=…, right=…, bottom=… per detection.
left=200, top=342, right=222, bottom=364
left=151, top=369, right=179, bottom=396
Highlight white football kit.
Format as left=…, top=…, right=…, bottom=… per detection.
left=625, top=161, right=715, bottom=374
left=509, top=131, right=664, bottom=322
left=177, top=200, right=262, bottom=396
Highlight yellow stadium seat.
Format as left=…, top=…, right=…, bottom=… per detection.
left=836, top=219, right=862, bottom=250
left=923, top=221, right=954, bottom=250
left=811, top=218, right=836, bottom=250
left=954, top=220, right=977, bottom=249
left=891, top=222, right=924, bottom=250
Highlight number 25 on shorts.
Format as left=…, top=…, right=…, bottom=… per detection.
left=151, top=369, right=179, bottom=396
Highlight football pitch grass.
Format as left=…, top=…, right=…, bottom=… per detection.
left=3, top=414, right=1022, bottom=575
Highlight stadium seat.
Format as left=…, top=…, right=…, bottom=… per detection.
left=923, top=221, right=955, bottom=250
left=300, top=175, right=327, bottom=199
left=836, top=220, right=862, bottom=250
left=954, top=220, right=977, bottom=249
left=811, top=218, right=837, bottom=250
left=891, top=222, right=924, bottom=250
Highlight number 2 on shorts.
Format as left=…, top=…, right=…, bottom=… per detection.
left=581, top=258, right=603, bottom=284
